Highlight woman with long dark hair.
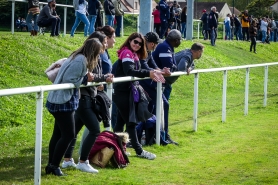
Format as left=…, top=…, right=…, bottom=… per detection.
left=113, top=32, right=165, bottom=160
left=45, top=38, right=103, bottom=176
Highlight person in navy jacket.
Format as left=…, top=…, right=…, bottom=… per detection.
left=159, top=0, right=171, bottom=39
left=150, top=29, right=182, bottom=145
left=208, top=6, right=218, bottom=46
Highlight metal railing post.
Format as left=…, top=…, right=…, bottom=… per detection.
left=63, top=7, right=67, bottom=36
left=222, top=70, right=227, bottom=122
left=197, top=22, right=200, bottom=39
left=121, top=15, right=124, bottom=36
left=264, top=66, right=268, bottom=107
left=12, top=1, right=15, bottom=34
left=193, top=73, right=199, bottom=131
left=244, top=68, right=250, bottom=115
left=34, top=90, right=44, bottom=185
left=155, top=82, right=162, bottom=145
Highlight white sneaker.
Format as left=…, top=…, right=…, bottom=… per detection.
left=76, top=160, right=99, bottom=173
left=61, top=158, right=77, bottom=168
left=137, top=150, right=156, bottom=160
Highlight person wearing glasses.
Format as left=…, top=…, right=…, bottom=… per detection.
left=151, top=29, right=182, bottom=145
left=113, top=33, right=166, bottom=160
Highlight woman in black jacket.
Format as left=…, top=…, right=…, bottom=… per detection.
left=113, top=33, right=165, bottom=160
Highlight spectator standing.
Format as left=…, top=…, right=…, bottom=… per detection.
left=180, top=6, right=187, bottom=39
left=270, top=18, right=277, bottom=42
left=78, top=26, right=116, bottom=153
left=152, top=6, right=161, bottom=37
left=224, top=13, right=231, bottom=40
left=45, top=38, right=103, bottom=176
left=249, top=20, right=257, bottom=54
left=233, top=14, right=242, bottom=40
left=61, top=32, right=113, bottom=173
left=200, top=9, right=209, bottom=40
left=158, top=0, right=170, bottom=39
left=113, top=33, right=165, bottom=160
left=26, top=0, right=40, bottom=36
left=88, top=0, right=101, bottom=34
left=95, top=0, right=103, bottom=29
left=260, top=17, right=268, bottom=43
left=208, top=6, right=218, bottom=46
left=37, top=0, right=61, bottom=37
left=70, top=0, right=90, bottom=37
left=104, top=0, right=115, bottom=27
left=151, top=29, right=182, bottom=145
left=20, top=18, right=28, bottom=31
left=113, top=0, right=124, bottom=37
left=241, top=10, right=250, bottom=41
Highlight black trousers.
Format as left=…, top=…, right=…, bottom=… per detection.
left=242, top=27, right=249, bottom=41
left=38, top=17, right=60, bottom=36
left=113, top=91, right=143, bottom=155
left=64, top=96, right=100, bottom=161
left=48, top=111, right=75, bottom=166
left=250, top=36, right=256, bottom=52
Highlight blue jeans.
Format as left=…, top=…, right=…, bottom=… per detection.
left=261, top=30, right=266, bottom=43
left=225, top=28, right=231, bottom=40
left=106, top=15, right=115, bottom=27
left=26, top=12, right=38, bottom=31
left=115, top=15, right=122, bottom=37
left=210, top=28, right=216, bottom=46
left=234, top=26, right=242, bottom=40
left=71, top=11, right=90, bottom=37
left=88, top=15, right=97, bottom=34
left=181, top=22, right=186, bottom=39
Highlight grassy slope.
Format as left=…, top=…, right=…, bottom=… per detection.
left=0, top=33, right=278, bottom=185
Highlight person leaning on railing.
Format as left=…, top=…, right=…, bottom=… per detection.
left=37, top=0, right=61, bottom=37
left=113, top=32, right=166, bottom=160
left=45, top=38, right=103, bottom=176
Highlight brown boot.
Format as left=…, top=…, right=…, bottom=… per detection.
left=30, top=30, right=34, bottom=36
left=34, top=31, right=38, bottom=36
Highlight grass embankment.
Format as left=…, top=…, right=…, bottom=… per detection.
left=0, top=33, right=278, bottom=185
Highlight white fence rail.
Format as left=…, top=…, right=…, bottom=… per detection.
left=1, top=62, right=278, bottom=185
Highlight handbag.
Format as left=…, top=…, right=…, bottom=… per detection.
left=91, top=147, right=115, bottom=168
left=45, top=58, right=67, bottom=83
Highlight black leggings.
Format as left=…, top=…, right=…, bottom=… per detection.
left=113, top=91, right=143, bottom=155
left=64, top=96, right=100, bottom=161
left=250, top=36, right=256, bottom=52
left=48, top=111, right=75, bottom=166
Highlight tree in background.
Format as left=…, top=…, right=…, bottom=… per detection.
left=246, top=0, right=276, bottom=18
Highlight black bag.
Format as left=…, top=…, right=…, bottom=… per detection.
left=28, top=0, right=39, bottom=9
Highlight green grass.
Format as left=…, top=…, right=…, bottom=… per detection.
left=0, top=32, right=278, bottom=185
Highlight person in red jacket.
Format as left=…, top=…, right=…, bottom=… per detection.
left=152, top=6, right=161, bottom=37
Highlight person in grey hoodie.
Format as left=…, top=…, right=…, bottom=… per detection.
left=37, top=0, right=60, bottom=37
left=45, top=38, right=103, bottom=176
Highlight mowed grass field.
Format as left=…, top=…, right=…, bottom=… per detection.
left=0, top=32, right=278, bottom=185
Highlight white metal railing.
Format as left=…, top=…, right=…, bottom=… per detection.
left=0, top=62, right=278, bottom=185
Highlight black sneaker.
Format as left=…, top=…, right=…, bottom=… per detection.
left=166, top=135, right=179, bottom=145
left=47, top=164, right=67, bottom=176
left=126, top=141, right=133, bottom=148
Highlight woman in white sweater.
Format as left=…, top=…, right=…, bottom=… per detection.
left=70, top=0, right=90, bottom=37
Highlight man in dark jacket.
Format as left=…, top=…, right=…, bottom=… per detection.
left=233, top=14, right=242, bottom=40
left=200, top=9, right=209, bottom=40
left=104, top=0, right=115, bottom=26
left=88, top=0, right=101, bottom=34
left=150, top=29, right=182, bottom=145
left=159, top=0, right=170, bottom=39
left=208, top=6, right=218, bottom=46
left=37, top=0, right=60, bottom=37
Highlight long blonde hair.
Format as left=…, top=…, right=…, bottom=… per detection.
left=70, top=38, right=102, bottom=71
